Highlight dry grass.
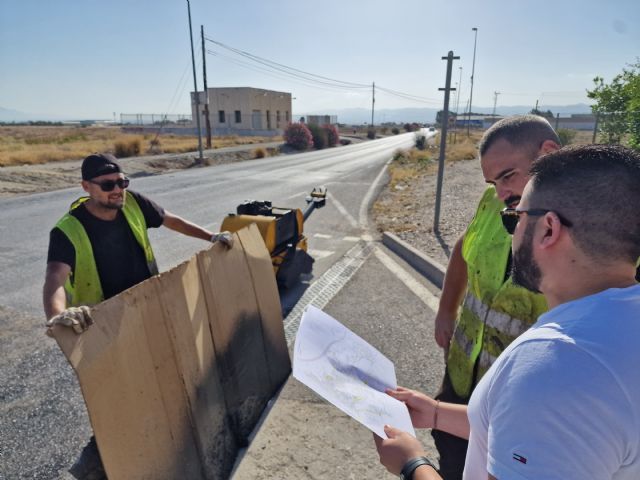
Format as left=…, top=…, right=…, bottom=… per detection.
left=0, top=126, right=281, bottom=167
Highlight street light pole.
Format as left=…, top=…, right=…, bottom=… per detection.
left=186, top=0, right=203, bottom=164
left=466, top=27, right=478, bottom=136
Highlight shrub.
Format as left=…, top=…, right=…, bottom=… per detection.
left=393, top=149, right=408, bottom=163
left=392, top=127, right=400, bottom=135
left=367, top=129, right=376, bottom=139
left=557, top=128, right=577, bottom=146
left=253, top=147, right=267, bottom=159
left=322, top=124, right=339, bottom=147
left=147, top=137, right=162, bottom=154
left=307, top=123, right=328, bottom=149
left=284, top=122, right=313, bottom=151
left=403, top=123, right=412, bottom=132
left=114, top=137, right=142, bottom=157
left=415, top=134, right=427, bottom=150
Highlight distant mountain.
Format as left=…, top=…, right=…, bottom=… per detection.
left=0, top=107, right=91, bottom=123
left=302, top=103, right=594, bottom=125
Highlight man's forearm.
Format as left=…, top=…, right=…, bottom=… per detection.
left=162, top=212, right=212, bottom=241
left=436, top=402, right=470, bottom=440
left=43, top=283, right=67, bottom=320
left=439, top=235, right=468, bottom=314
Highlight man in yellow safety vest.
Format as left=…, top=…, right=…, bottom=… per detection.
left=43, top=152, right=232, bottom=479
left=431, top=115, right=560, bottom=479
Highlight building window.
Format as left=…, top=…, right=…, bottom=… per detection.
left=285, top=111, right=289, bottom=122
left=235, top=110, right=241, bottom=123
left=277, top=110, right=281, bottom=124
left=218, top=110, right=225, bottom=123
left=266, top=110, right=271, bottom=129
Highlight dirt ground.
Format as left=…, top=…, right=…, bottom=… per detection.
left=0, top=147, right=270, bottom=198
left=373, top=150, right=486, bottom=264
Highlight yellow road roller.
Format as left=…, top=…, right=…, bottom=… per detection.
left=221, top=187, right=327, bottom=288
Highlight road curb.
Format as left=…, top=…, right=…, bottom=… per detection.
left=382, top=231, right=446, bottom=289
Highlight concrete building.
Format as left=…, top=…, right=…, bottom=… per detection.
left=191, top=87, right=292, bottom=136
left=305, top=115, right=337, bottom=126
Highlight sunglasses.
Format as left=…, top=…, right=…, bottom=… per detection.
left=500, top=207, right=573, bottom=235
left=88, top=177, right=130, bottom=192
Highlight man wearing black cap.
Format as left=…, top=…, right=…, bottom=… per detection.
left=43, top=153, right=231, bottom=479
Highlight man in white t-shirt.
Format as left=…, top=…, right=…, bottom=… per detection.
left=374, top=144, right=640, bottom=480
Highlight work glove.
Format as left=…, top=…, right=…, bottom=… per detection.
left=46, top=306, right=93, bottom=335
left=211, top=231, right=234, bottom=248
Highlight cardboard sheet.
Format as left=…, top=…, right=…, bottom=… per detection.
left=52, top=224, right=290, bottom=479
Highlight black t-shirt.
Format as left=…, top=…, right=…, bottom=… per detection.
left=47, top=190, right=165, bottom=300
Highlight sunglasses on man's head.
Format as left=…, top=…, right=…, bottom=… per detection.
left=88, top=177, right=130, bottom=192
left=500, top=207, right=573, bottom=235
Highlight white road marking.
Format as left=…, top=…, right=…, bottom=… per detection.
left=308, top=249, right=334, bottom=260
left=313, top=233, right=333, bottom=239
left=374, top=247, right=440, bottom=313
left=359, top=161, right=391, bottom=229
left=285, top=191, right=307, bottom=200
left=343, top=236, right=360, bottom=242
left=327, top=192, right=359, bottom=229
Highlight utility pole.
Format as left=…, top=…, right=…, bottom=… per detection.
left=492, top=91, right=500, bottom=117
left=186, top=0, right=203, bottom=164
left=434, top=51, right=459, bottom=233
left=371, top=82, right=375, bottom=128
left=467, top=27, right=478, bottom=136
left=534, top=99, right=539, bottom=114
left=453, top=66, right=463, bottom=144
left=201, top=25, right=212, bottom=149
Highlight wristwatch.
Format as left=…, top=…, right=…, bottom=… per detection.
left=399, top=456, right=436, bottom=480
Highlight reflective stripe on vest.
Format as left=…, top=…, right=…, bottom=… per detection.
left=55, top=191, right=158, bottom=306
left=447, top=187, right=547, bottom=398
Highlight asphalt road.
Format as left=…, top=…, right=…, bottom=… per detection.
left=0, top=131, right=441, bottom=479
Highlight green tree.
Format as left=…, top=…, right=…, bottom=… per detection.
left=587, top=60, right=640, bottom=149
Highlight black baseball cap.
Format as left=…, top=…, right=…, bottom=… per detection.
left=81, top=153, right=123, bottom=180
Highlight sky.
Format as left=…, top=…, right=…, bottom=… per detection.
left=1, top=0, right=639, bottom=120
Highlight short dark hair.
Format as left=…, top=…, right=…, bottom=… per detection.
left=479, top=115, right=560, bottom=158
left=529, top=144, right=640, bottom=263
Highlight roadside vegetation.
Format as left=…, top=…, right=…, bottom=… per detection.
left=587, top=60, right=639, bottom=150
left=373, top=130, right=482, bottom=232
left=0, top=125, right=280, bottom=166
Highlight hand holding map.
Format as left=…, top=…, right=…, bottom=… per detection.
left=292, top=305, right=415, bottom=438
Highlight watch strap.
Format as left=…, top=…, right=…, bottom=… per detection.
left=400, top=456, right=436, bottom=480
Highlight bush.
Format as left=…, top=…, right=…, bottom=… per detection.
left=307, top=123, right=328, bottom=149
left=114, top=137, right=142, bottom=157
left=253, top=147, right=267, bottom=158
left=367, top=129, right=376, bottom=139
left=393, top=149, right=409, bottom=163
left=284, top=122, right=313, bottom=151
left=403, top=123, right=412, bottom=132
left=415, top=134, right=427, bottom=150
left=557, top=128, right=577, bottom=146
left=322, top=124, right=339, bottom=147
left=147, top=137, right=162, bottom=154
left=392, top=127, right=400, bottom=135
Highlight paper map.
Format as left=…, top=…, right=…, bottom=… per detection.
left=292, top=305, right=415, bottom=438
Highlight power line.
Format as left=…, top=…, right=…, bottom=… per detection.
left=205, top=37, right=369, bottom=89
left=206, top=49, right=369, bottom=93
left=204, top=37, right=441, bottom=107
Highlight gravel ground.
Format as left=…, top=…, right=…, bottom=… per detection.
left=0, top=305, right=90, bottom=479
left=374, top=158, right=487, bottom=265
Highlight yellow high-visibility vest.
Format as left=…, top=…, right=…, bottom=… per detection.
left=447, top=187, right=548, bottom=398
left=54, top=191, right=158, bottom=306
